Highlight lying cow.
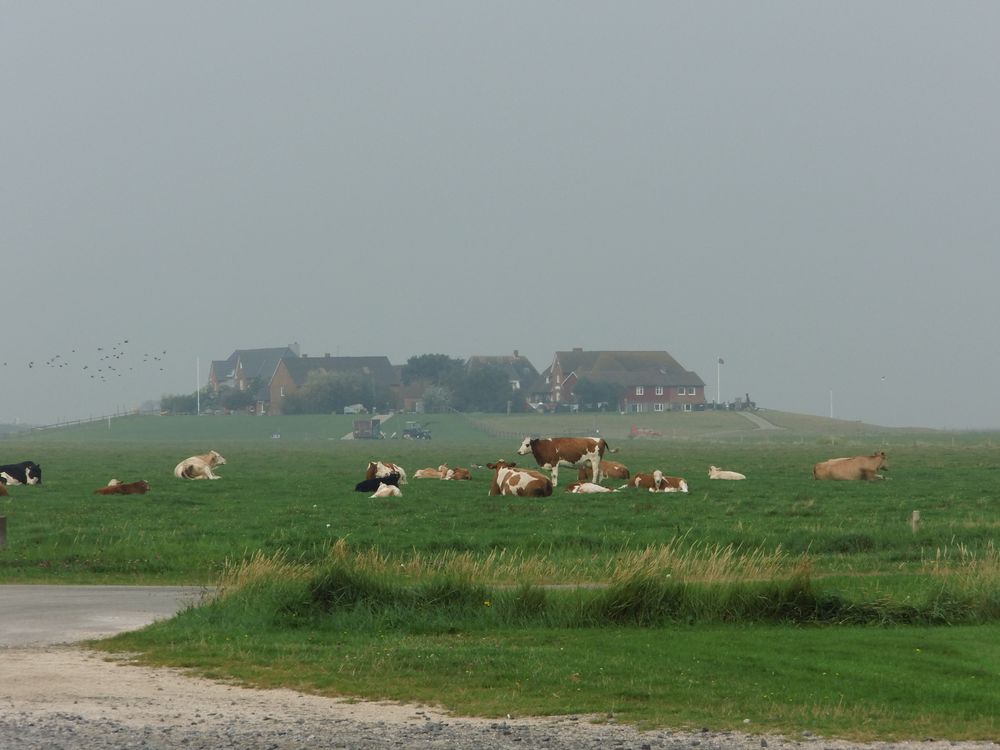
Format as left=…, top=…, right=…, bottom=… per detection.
left=0, top=482, right=7, bottom=496
left=355, top=473, right=401, bottom=493
left=708, top=465, right=746, bottom=480
left=577, top=460, right=630, bottom=482
left=0, top=460, right=42, bottom=485
left=370, top=482, right=402, bottom=498
left=487, top=460, right=552, bottom=497
left=95, top=479, right=150, bottom=495
left=366, top=460, right=408, bottom=484
left=565, top=481, right=617, bottom=494
left=623, top=470, right=689, bottom=493
left=813, top=452, right=888, bottom=481
left=173, top=450, right=226, bottom=480
left=413, top=465, right=450, bottom=479
left=443, top=467, right=471, bottom=480
left=516, top=436, right=615, bottom=486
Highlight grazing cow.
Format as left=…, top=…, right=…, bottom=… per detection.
left=173, top=450, right=226, bottom=480
left=413, top=465, right=449, bottom=479
left=709, top=465, right=746, bottom=480
left=0, top=460, right=42, bottom=485
left=516, top=436, right=615, bottom=486
left=577, top=460, right=630, bottom=482
left=443, top=467, right=471, bottom=480
left=95, top=480, right=150, bottom=495
left=813, top=452, right=888, bottom=481
left=355, top=473, right=401, bottom=493
left=565, top=481, right=617, bottom=494
left=370, top=482, right=402, bottom=498
left=365, top=460, right=408, bottom=485
left=623, top=470, right=689, bottom=493
left=487, top=460, right=552, bottom=497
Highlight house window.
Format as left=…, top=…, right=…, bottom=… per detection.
left=677, top=386, right=686, bottom=395
left=653, top=402, right=664, bottom=412
left=635, top=386, right=644, bottom=396
left=280, top=386, right=285, bottom=397
left=683, top=403, right=692, bottom=412
left=655, top=386, right=664, bottom=396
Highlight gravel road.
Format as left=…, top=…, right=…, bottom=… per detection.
left=1, top=586, right=995, bottom=750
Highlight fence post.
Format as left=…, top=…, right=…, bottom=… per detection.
left=910, top=510, right=921, bottom=534
left=0, top=516, right=6, bottom=548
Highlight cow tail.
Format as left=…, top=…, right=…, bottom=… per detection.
left=603, top=439, right=618, bottom=454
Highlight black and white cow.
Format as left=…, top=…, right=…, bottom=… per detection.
left=0, top=460, right=42, bottom=485
left=355, top=473, right=401, bottom=493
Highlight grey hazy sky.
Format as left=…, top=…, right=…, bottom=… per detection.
left=3, top=2, right=998, bottom=429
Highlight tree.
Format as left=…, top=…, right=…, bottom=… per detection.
left=220, top=387, right=256, bottom=412
left=282, top=370, right=368, bottom=414
left=454, top=364, right=517, bottom=412
left=402, top=354, right=465, bottom=386
left=421, top=385, right=453, bottom=413
left=572, top=378, right=623, bottom=411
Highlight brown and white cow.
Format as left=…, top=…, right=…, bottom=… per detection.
left=173, top=450, right=226, bottom=480
left=487, top=460, right=552, bottom=497
left=813, top=452, right=888, bottom=481
left=623, top=470, right=689, bottom=493
left=366, top=460, right=408, bottom=484
left=577, top=460, right=630, bottom=482
left=516, top=436, right=615, bottom=486
left=443, top=467, right=472, bottom=480
left=95, top=479, right=150, bottom=495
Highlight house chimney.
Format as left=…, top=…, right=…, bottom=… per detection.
left=325, top=353, right=331, bottom=358
left=513, top=349, right=519, bottom=358
left=573, top=347, right=583, bottom=352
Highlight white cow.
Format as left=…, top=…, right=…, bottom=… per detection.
left=370, top=483, right=402, bottom=498
left=709, top=465, right=746, bottom=480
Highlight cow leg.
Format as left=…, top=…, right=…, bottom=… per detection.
left=592, top=459, right=602, bottom=484
left=550, top=464, right=559, bottom=486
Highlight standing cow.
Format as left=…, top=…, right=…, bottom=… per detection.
left=813, top=451, right=888, bottom=481
left=516, top=436, right=615, bottom=486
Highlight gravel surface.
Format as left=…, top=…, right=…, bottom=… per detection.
left=2, top=647, right=997, bottom=750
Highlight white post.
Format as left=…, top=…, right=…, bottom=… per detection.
left=716, top=357, right=723, bottom=407
left=196, top=357, right=201, bottom=416
left=829, top=389, right=834, bottom=419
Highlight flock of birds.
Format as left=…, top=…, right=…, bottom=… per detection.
left=3, top=340, right=169, bottom=384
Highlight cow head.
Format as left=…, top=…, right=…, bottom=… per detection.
left=872, top=451, right=889, bottom=471
left=209, top=451, right=226, bottom=466
left=516, top=437, right=534, bottom=455
left=487, top=460, right=516, bottom=471
left=26, top=462, right=41, bottom=484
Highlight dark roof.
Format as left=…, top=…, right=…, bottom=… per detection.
left=282, top=356, right=399, bottom=389
left=555, top=350, right=704, bottom=387
left=236, top=347, right=299, bottom=384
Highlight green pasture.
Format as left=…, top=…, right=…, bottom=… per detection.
left=1, top=412, right=997, bottom=739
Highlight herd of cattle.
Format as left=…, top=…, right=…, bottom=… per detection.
left=0, top=441, right=890, bottom=500
left=349, top=437, right=890, bottom=499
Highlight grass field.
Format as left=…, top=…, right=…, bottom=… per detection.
left=1, top=411, right=997, bottom=739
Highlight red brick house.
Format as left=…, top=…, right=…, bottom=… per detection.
left=269, top=355, right=400, bottom=415
left=208, top=345, right=300, bottom=413
left=531, top=349, right=706, bottom=413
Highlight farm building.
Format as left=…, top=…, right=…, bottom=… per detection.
left=269, top=355, right=400, bottom=415
left=531, top=348, right=706, bottom=413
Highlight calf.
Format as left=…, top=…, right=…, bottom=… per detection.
left=516, top=436, right=615, bottom=486
left=413, top=465, right=449, bottom=479
left=0, top=460, right=42, bottom=485
left=366, top=460, right=408, bottom=484
left=355, top=473, right=401, bottom=493
left=173, top=450, right=226, bottom=480
left=443, top=467, right=471, bottom=480
left=95, top=480, right=150, bottom=495
left=623, top=470, right=689, bottom=493
left=370, top=483, right=402, bottom=498
left=708, top=465, right=746, bottom=480
left=565, top=481, right=617, bottom=494
left=578, top=460, right=630, bottom=482
left=487, top=460, right=552, bottom=497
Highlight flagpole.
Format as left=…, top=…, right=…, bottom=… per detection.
left=196, top=357, right=201, bottom=416
left=716, top=357, right=723, bottom=408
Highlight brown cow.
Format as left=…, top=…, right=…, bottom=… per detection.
left=95, top=480, right=150, bottom=495
left=516, top=436, right=615, bottom=486
left=0, top=482, right=7, bottom=496
left=813, top=452, right=888, bottom=481
left=413, top=465, right=449, bottom=479
left=443, top=467, right=472, bottom=480
left=577, top=460, right=630, bottom=482
left=623, top=470, right=688, bottom=493
left=487, top=460, right=552, bottom=497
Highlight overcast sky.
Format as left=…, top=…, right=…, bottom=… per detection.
left=3, top=2, right=998, bottom=429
